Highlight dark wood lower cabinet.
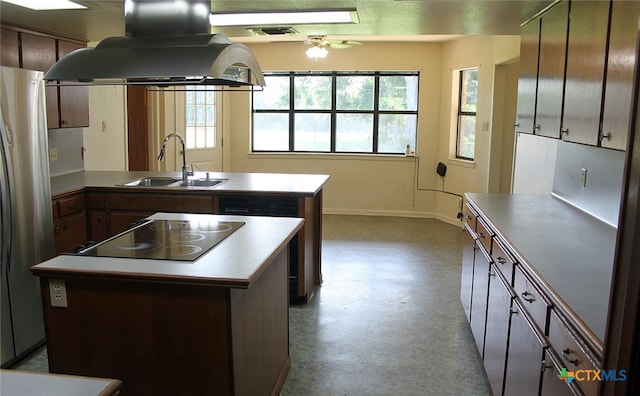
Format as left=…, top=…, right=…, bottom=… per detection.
left=460, top=225, right=475, bottom=321
left=541, top=349, right=578, bottom=396
left=483, top=265, right=513, bottom=396
left=470, top=241, right=491, bottom=357
left=503, top=299, right=545, bottom=396
left=39, top=248, right=290, bottom=396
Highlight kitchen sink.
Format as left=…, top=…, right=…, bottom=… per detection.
left=120, top=177, right=225, bottom=188
left=175, top=179, right=225, bottom=187
left=121, top=177, right=182, bottom=187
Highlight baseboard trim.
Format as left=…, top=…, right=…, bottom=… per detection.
left=323, top=208, right=464, bottom=228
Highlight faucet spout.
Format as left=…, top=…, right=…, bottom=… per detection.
left=157, top=132, right=192, bottom=181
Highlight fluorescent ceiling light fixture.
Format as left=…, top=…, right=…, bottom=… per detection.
left=306, top=46, right=328, bottom=60
left=1, top=0, right=86, bottom=10
left=210, top=9, right=358, bottom=27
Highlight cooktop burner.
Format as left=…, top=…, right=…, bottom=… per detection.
left=79, top=219, right=244, bottom=261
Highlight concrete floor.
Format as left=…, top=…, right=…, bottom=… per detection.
left=12, top=215, right=491, bottom=395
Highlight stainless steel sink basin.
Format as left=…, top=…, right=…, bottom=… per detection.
left=121, top=177, right=182, bottom=187
left=175, top=179, right=225, bottom=187
left=120, top=176, right=225, bottom=188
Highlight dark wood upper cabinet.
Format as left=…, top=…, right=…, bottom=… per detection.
left=1, top=28, right=20, bottom=68
left=535, top=0, right=569, bottom=139
left=600, top=0, right=640, bottom=151
left=561, top=0, right=611, bottom=145
left=0, top=24, right=89, bottom=130
left=515, top=19, right=541, bottom=135
left=57, top=40, right=89, bottom=128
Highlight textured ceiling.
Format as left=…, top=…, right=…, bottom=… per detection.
left=0, top=0, right=554, bottom=43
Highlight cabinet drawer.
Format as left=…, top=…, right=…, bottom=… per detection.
left=513, top=266, right=549, bottom=333
left=548, top=309, right=599, bottom=396
left=491, top=238, right=515, bottom=286
left=463, top=202, right=478, bottom=231
left=476, top=217, right=493, bottom=254
left=56, top=194, right=86, bottom=217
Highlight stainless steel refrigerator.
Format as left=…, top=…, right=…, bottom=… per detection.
left=0, top=66, right=54, bottom=366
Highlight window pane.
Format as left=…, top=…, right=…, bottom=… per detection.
left=186, top=127, right=196, bottom=149
left=461, top=69, right=478, bottom=112
left=253, top=113, right=289, bottom=151
left=378, top=114, right=418, bottom=153
left=294, top=76, right=331, bottom=110
left=458, top=115, right=476, bottom=159
left=379, top=75, right=418, bottom=111
left=336, top=76, right=374, bottom=110
left=196, top=105, right=205, bottom=126
left=206, top=127, right=215, bottom=148
left=294, top=114, right=331, bottom=152
left=196, top=126, right=205, bottom=149
left=254, top=76, right=290, bottom=110
left=336, top=114, right=373, bottom=152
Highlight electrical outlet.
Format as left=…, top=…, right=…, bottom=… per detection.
left=49, top=148, right=58, bottom=162
left=49, top=279, right=68, bottom=308
left=581, top=168, right=588, bottom=188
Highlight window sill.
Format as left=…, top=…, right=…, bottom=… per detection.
left=248, top=152, right=416, bottom=161
left=445, top=158, right=475, bottom=168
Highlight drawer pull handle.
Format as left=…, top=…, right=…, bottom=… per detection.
left=466, top=215, right=472, bottom=220
left=541, top=360, right=551, bottom=373
left=478, top=232, right=485, bottom=239
left=522, top=291, right=536, bottom=303
left=510, top=308, right=519, bottom=315
left=562, top=348, right=580, bottom=366
left=496, top=256, right=506, bottom=264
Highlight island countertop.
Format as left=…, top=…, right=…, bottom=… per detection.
left=32, top=212, right=304, bottom=288
left=50, top=170, right=330, bottom=197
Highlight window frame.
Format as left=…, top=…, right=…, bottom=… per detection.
left=251, top=71, right=420, bottom=154
left=455, top=68, right=478, bottom=161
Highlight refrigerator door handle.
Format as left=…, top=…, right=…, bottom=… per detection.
left=0, top=115, right=13, bottom=276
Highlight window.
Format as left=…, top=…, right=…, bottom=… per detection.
left=252, top=71, right=419, bottom=154
left=185, top=85, right=216, bottom=149
left=456, top=68, right=478, bottom=160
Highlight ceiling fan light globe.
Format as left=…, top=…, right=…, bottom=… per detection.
left=305, top=46, right=328, bottom=59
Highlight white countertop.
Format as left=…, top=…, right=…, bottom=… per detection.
left=32, top=213, right=304, bottom=288
left=466, top=193, right=617, bottom=342
left=51, top=170, right=330, bottom=196
left=0, top=370, right=122, bottom=396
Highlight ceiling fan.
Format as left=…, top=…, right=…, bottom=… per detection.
left=304, top=35, right=362, bottom=59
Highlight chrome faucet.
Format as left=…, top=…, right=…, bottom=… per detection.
left=157, top=132, right=193, bottom=181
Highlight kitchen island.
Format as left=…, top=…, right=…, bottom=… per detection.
left=50, top=170, right=329, bottom=303
left=32, top=212, right=304, bottom=396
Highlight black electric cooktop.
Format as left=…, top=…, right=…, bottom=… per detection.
left=79, top=219, right=244, bottom=261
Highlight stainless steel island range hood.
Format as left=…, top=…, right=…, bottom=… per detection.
left=44, top=0, right=265, bottom=88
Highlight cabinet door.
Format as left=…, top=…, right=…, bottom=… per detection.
left=536, top=0, right=569, bottom=138
left=561, top=0, right=611, bottom=145
left=57, top=40, right=89, bottom=128
left=54, top=213, right=88, bottom=255
left=515, top=19, right=541, bottom=134
left=503, top=300, right=545, bottom=396
left=601, top=0, right=640, bottom=150
left=540, top=349, right=577, bottom=396
left=21, top=32, right=59, bottom=129
left=460, top=224, right=475, bottom=321
left=1, top=28, right=19, bottom=67
left=483, top=266, right=512, bottom=396
left=470, top=242, right=490, bottom=357
left=89, top=211, right=108, bottom=243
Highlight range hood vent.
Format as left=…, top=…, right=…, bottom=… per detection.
left=44, top=0, right=265, bottom=88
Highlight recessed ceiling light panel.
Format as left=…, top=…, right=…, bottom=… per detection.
left=211, top=9, right=358, bottom=27
left=1, top=0, right=87, bottom=10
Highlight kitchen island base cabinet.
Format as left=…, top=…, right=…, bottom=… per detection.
left=39, top=248, right=290, bottom=396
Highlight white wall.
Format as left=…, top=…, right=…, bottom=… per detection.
left=82, top=36, right=522, bottom=224
left=222, top=37, right=520, bottom=224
